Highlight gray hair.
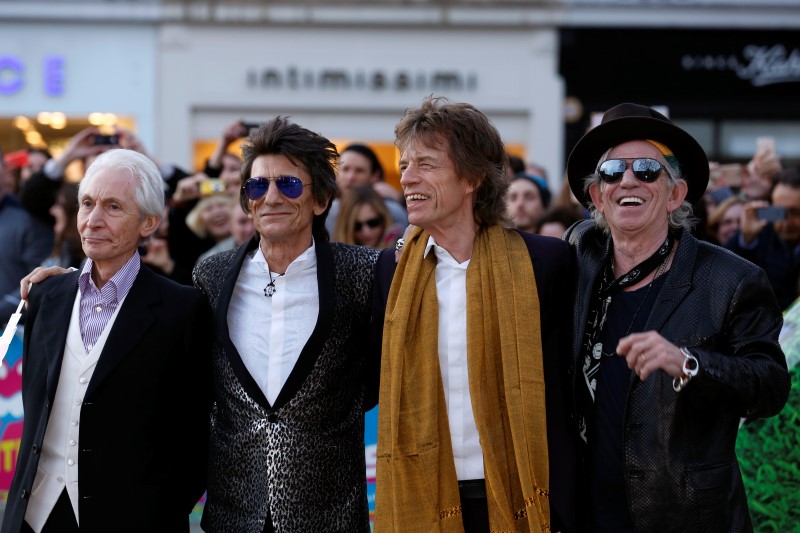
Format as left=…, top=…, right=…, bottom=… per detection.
left=582, top=148, right=696, bottom=233
left=80, top=148, right=165, bottom=219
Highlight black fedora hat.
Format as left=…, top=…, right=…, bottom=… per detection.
left=567, top=103, right=709, bottom=208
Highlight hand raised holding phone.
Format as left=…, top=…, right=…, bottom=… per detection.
left=749, top=136, right=782, bottom=182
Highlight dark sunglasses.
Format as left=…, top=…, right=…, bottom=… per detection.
left=243, top=176, right=310, bottom=201
left=354, top=217, right=383, bottom=232
left=598, top=158, right=666, bottom=184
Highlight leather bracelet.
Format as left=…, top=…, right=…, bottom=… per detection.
left=673, top=347, right=699, bottom=392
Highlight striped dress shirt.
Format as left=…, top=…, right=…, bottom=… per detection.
left=78, top=253, right=140, bottom=353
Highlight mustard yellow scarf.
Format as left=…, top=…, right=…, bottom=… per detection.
left=375, top=225, right=550, bottom=532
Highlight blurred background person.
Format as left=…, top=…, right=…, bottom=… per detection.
left=724, top=166, right=800, bottom=309
left=326, top=143, right=407, bottom=235
left=186, top=194, right=235, bottom=246
left=706, top=195, right=745, bottom=246
left=533, top=205, right=583, bottom=239
left=2, top=147, right=52, bottom=194
left=40, top=182, right=85, bottom=269
left=740, top=136, right=782, bottom=201
left=505, top=172, right=551, bottom=234
left=164, top=121, right=247, bottom=284
left=553, top=174, right=590, bottom=221
left=0, top=147, right=53, bottom=322
left=19, top=147, right=53, bottom=187
left=332, top=184, right=402, bottom=249
left=197, top=202, right=255, bottom=264
left=201, top=119, right=250, bottom=195
left=182, top=193, right=235, bottom=268
left=18, top=126, right=113, bottom=229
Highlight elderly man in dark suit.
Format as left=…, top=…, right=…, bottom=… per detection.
left=372, top=96, right=577, bottom=533
left=1, top=149, right=212, bottom=533
left=193, top=117, right=377, bottom=533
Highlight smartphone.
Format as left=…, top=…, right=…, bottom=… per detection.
left=241, top=121, right=260, bottom=132
left=199, top=178, right=226, bottom=196
left=756, top=136, right=776, bottom=156
left=93, top=134, right=120, bottom=146
left=756, top=206, right=787, bottom=222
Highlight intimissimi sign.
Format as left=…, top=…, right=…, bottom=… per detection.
left=246, top=66, right=478, bottom=92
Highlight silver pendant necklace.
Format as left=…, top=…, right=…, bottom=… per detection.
left=264, top=270, right=284, bottom=297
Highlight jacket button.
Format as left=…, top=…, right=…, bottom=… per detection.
left=267, top=413, right=278, bottom=423
left=20, top=490, right=29, bottom=499
left=32, top=445, right=39, bottom=454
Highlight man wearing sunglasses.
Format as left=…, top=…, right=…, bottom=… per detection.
left=563, top=103, right=790, bottom=531
left=192, top=117, right=377, bottom=532
left=372, top=96, right=577, bottom=533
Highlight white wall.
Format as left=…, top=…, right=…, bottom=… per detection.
left=158, top=24, right=564, bottom=187
left=0, top=23, right=157, bottom=151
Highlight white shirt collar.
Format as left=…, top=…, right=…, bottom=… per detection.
left=251, top=237, right=317, bottom=274
left=424, top=235, right=470, bottom=269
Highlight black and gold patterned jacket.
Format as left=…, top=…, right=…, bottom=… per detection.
left=565, top=220, right=790, bottom=532
left=193, top=237, right=378, bottom=533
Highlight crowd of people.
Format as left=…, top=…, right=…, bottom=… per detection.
left=0, top=96, right=794, bottom=533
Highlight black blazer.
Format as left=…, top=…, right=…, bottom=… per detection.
left=370, top=229, right=579, bottom=533
left=1, top=264, right=213, bottom=533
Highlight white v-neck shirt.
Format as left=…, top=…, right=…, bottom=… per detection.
left=227, top=242, right=319, bottom=405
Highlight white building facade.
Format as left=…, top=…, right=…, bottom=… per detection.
left=1, top=0, right=799, bottom=191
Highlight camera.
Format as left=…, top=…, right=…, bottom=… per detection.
left=199, top=179, right=226, bottom=196
left=756, top=206, right=787, bottom=222
left=241, top=121, right=260, bottom=132
left=93, top=134, right=120, bottom=146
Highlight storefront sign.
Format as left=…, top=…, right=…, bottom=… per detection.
left=246, top=66, right=478, bottom=92
left=682, top=44, right=800, bottom=87
left=0, top=54, right=65, bottom=96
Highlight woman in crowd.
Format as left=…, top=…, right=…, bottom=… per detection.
left=332, top=184, right=402, bottom=249
left=41, top=182, right=85, bottom=269
left=706, top=195, right=745, bottom=246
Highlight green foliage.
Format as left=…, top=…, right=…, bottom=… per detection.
left=736, top=363, right=800, bottom=531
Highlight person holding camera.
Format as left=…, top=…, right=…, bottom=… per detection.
left=156, top=120, right=250, bottom=285
left=18, top=126, right=114, bottom=228
left=724, top=166, right=800, bottom=309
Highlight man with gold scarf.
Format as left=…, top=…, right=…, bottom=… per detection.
left=563, top=103, right=790, bottom=531
left=371, top=96, right=578, bottom=532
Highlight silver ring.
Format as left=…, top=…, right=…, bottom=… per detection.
left=395, top=238, right=405, bottom=253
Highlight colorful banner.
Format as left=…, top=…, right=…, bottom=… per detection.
left=0, top=327, right=23, bottom=503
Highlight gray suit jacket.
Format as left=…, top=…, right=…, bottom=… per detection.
left=193, top=238, right=378, bottom=533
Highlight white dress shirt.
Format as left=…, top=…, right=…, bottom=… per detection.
left=425, top=237, right=484, bottom=481
left=228, top=242, right=319, bottom=405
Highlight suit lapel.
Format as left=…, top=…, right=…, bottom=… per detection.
left=86, top=264, right=157, bottom=397
left=38, top=272, right=81, bottom=402
left=272, top=239, right=334, bottom=411
left=215, top=238, right=334, bottom=412
left=645, top=232, right=696, bottom=333
left=216, top=238, right=273, bottom=409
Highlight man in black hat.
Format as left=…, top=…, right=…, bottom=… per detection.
left=563, top=103, right=790, bottom=531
